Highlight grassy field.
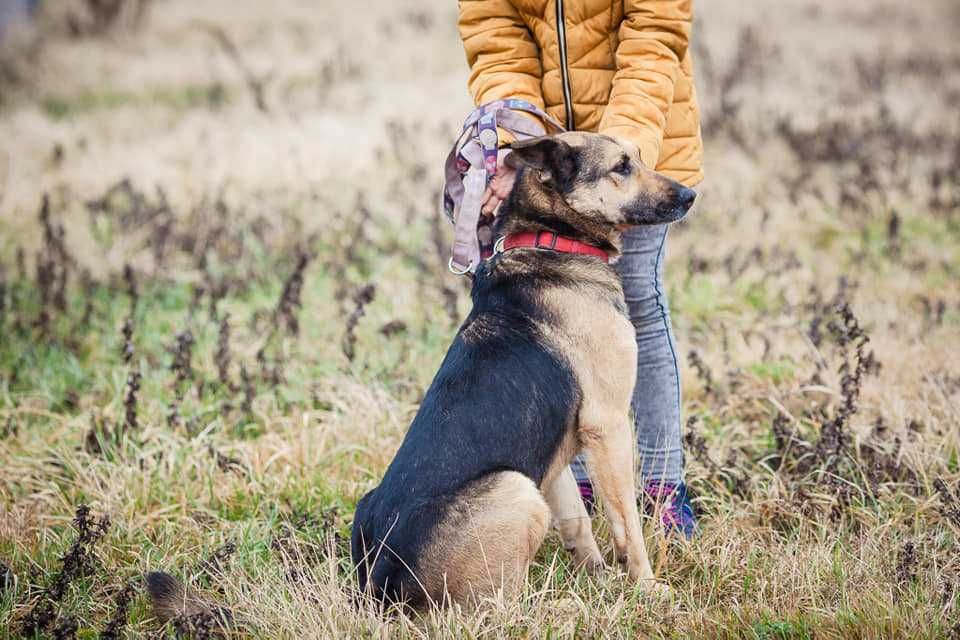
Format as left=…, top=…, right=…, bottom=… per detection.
left=1, top=0, right=959, bottom=637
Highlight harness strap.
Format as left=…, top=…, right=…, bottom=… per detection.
left=449, top=167, right=487, bottom=275
left=443, top=99, right=566, bottom=275
left=499, top=231, right=610, bottom=262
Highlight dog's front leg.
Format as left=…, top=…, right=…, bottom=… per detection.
left=544, top=467, right=604, bottom=572
left=581, top=417, right=659, bottom=588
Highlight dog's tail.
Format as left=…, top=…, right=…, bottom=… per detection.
left=145, top=571, right=232, bottom=627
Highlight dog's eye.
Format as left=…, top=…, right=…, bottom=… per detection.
left=612, top=157, right=631, bottom=176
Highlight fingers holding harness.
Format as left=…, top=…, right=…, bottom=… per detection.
left=481, top=169, right=516, bottom=217
left=481, top=187, right=499, bottom=215
left=489, top=163, right=517, bottom=201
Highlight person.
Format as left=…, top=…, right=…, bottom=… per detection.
left=458, top=0, right=703, bottom=537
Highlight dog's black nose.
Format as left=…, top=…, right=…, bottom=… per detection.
left=676, top=187, right=696, bottom=211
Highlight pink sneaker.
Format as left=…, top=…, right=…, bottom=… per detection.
left=642, top=481, right=697, bottom=539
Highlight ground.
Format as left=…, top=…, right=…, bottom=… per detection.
left=0, top=0, right=959, bottom=638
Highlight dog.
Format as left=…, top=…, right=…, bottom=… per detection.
left=351, top=131, right=696, bottom=610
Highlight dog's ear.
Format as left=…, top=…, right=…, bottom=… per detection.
left=506, top=136, right=577, bottom=187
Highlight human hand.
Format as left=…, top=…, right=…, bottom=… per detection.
left=480, top=153, right=516, bottom=216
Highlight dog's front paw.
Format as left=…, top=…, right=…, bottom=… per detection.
left=639, top=580, right=670, bottom=598
left=574, top=549, right=605, bottom=574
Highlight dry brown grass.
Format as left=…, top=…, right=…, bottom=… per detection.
left=0, top=0, right=959, bottom=637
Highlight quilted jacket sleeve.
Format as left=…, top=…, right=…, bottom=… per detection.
left=598, top=0, right=692, bottom=167
left=458, top=0, right=545, bottom=143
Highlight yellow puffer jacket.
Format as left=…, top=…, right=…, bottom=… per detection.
left=458, top=0, right=703, bottom=187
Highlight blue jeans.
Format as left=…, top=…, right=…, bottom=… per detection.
left=571, top=224, right=684, bottom=486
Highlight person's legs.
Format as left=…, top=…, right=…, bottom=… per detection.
left=620, top=223, right=684, bottom=484
left=570, top=224, right=694, bottom=535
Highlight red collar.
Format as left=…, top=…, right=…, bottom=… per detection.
left=497, top=231, right=609, bottom=262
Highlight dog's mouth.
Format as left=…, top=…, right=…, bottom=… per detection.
left=623, top=186, right=697, bottom=226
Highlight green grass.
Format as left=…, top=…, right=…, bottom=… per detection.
left=748, top=358, right=797, bottom=385
left=39, top=83, right=231, bottom=120
left=0, top=187, right=956, bottom=637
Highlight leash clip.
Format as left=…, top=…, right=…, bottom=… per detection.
left=492, top=236, right=506, bottom=255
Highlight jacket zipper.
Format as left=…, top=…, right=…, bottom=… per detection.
left=555, top=0, right=575, bottom=130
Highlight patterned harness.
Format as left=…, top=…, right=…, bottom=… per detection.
left=442, top=99, right=566, bottom=275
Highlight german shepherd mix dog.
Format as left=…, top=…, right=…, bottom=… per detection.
left=351, top=131, right=695, bottom=610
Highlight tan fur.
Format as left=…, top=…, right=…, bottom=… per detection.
left=543, top=467, right=604, bottom=572
left=505, top=132, right=682, bottom=256
left=537, top=283, right=658, bottom=585
left=539, top=422, right=580, bottom=493
left=501, top=166, right=623, bottom=256
left=452, top=251, right=660, bottom=588
left=562, top=134, right=674, bottom=223
left=418, top=471, right=550, bottom=607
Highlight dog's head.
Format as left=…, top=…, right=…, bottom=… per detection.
left=503, top=132, right=695, bottom=243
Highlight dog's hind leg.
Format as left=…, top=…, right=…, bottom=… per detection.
left=420, top=471, right=550, bottom=607
left=544, top=467, right=603, bottom=572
